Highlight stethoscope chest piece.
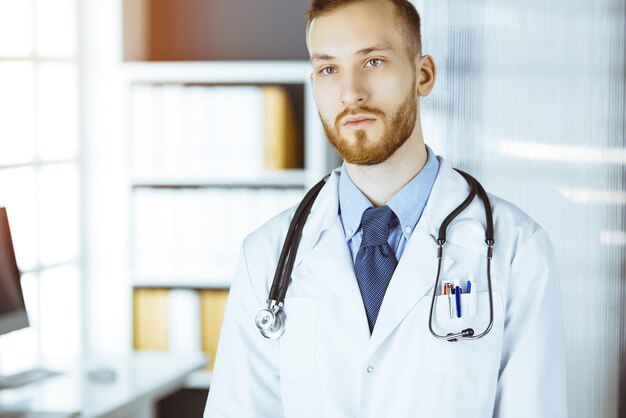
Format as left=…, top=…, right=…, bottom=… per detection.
left=255, top=301, right=286, bottom=339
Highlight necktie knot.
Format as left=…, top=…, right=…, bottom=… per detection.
left=361, top=205, right=395, bottom=247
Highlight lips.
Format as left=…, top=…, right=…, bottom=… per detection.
left=343, top=119, right=376, bottom=130
left=343, top=115, right=376, bottom=125
left=346, top=118, right=375, bottom=125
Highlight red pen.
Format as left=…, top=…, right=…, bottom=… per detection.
left=444, top=283, right=454, bottom=319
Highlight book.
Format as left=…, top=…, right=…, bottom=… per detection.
left=262, top=85, right=301, bottom=170
left=199, top=289, right=229, bottom=370
left=133, top=288, right=169, bottom=350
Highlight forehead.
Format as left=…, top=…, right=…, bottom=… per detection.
left=307, top=0, right=404, bottom=60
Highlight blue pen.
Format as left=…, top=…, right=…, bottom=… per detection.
left=467, top=280, right=472, bottom=293
left=455, top=286, right=462, bottom=318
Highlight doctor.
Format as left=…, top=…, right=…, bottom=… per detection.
left=204, top=0, right=568, bottom=416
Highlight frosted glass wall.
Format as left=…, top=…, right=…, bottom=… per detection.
left=414, top=0, right=625, bottom=417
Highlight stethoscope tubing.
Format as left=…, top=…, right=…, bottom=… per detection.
left=259, top=168, right=495, bottom=342
left=268, top=176, right=328, bottom=304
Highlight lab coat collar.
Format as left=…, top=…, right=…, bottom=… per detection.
left=294, top=155, right=471, bottom=266
left=423, top=156, right=474, bottom=238
left=293, top=167, right=342, bottom=268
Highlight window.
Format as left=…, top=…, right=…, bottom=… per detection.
left=0, top=0, right=81, bottom=371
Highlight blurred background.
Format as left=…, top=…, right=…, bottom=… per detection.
left=0, top=0, right=623, bottom=417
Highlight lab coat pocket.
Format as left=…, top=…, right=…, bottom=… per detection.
left=278, top=296, right=317, bottom=380
left=423, top=289, right=504, bottom=379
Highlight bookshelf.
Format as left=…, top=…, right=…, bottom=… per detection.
left=123, top=60, right=336, bottom=287
left=122, top=60, right=338, bottom=378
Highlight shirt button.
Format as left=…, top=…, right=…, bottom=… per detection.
left=404, top=226, right=412, bottom=234
left=367, top=366, right=374, bottom=373
left=347, top=228, right=353, bottom=235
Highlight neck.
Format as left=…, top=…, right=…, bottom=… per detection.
left=344, top=129, right=428, bottom=207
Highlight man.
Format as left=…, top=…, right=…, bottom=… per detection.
left=204, top=0, right=568, bottom=417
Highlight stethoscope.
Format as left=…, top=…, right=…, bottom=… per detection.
left=255, top=168, right=494, bottom=343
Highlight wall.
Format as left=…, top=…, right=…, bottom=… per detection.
left=124, top=0, right=310, bottom=61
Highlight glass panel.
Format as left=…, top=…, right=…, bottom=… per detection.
left=35, top=0, right=77, bottom=58
left=0, top=167, right=38, bottom=271
left=36, top=62, right=79, bottom=161
left=39, top=265, right=80, bottom=358
left=38, top=164, right=79, bottom=265
left=414, top=0, right=625, bottom=416
left=0, top=0, right=33, bottom=57
left=0, top=273, right=39, bottom=375
left=0, top=62, right=36, bottom=166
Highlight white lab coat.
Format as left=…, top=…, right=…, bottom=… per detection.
left=204, top=155, right=568, bottom=418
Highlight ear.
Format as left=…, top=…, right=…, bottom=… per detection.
left=416, top=54, right=437, bottom=97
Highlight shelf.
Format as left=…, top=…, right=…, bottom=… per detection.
left=123, top=61, right=312, bottom=85
left=132, top=275, right=231, bottom=289
left=131, top=170, right=307, bottom=189
left=122, top=60, right=332, bottom=185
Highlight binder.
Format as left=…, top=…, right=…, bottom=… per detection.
left=199, top=289, right=229, bottom=370
left=262, top=85, right=300, bottom=170
left=133, top=288, right=169, bottom=350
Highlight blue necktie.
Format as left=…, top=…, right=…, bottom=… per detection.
left=354, top=205, right=398, bottom=334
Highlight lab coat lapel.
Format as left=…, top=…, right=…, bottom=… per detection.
left=304, top=217, right=372, bottom=342
left=366, top=225, right=440, bottom=353
left=367, top=156, right=471, bottom=354
left=291, top=169, right=371, bottom=344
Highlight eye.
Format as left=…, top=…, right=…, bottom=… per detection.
left=366, top=58, right=383, bottom=67
left=319, top=66, right=336, bottom=76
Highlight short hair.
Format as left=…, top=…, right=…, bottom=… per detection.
left=306, top=0, right=422, bottom=61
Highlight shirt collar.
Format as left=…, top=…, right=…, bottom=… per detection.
left=338, top=144, right=440, bottom=241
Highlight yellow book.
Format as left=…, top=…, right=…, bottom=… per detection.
left=199, top=289, right=230, bottom=370
left=262, top=86, right=301, bottom=170
left=133, top=288, right=170, bottom=350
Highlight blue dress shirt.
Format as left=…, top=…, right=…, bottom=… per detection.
left=338, top=144, right=440, bottom=263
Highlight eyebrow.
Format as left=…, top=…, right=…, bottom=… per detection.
left=311, top=44, right=394, bottom=63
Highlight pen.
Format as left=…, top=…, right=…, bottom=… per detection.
left=468, top=277, right=477, bottom=316
left=445, top=283, right=454, bottom=319
left=442, top=281, right=451, bottom=296
left=455, top=286, right=462, bottom=318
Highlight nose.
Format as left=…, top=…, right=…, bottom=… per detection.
left=340, top=73, right=369, bottom=107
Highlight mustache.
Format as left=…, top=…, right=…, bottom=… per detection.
left=335, top=106, right=385, bottom=125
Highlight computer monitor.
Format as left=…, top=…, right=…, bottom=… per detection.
left=0, top=207, right=29, bottom=336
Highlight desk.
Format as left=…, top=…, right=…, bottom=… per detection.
left=0, top=414, right=79, bottom=417
left=0, top=351, right=207, bottom=418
